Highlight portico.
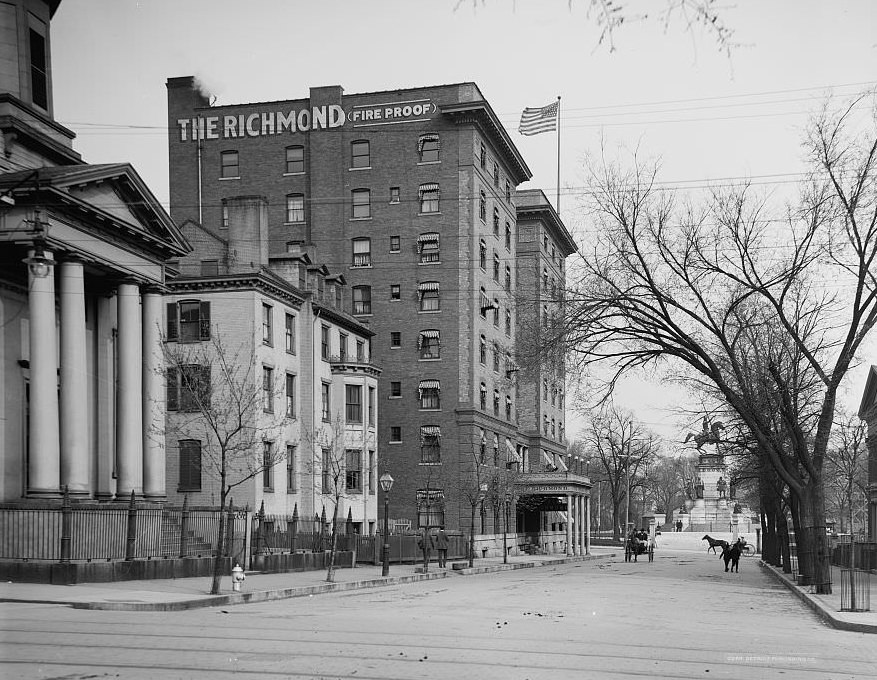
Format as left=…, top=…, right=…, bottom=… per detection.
left=516, top=471, right=592, bottom=556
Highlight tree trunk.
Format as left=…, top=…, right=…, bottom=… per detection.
left=468, top=503, right=477, bottom=568
left=210, top=494, right=228, bottom=595
left=326, top=500, right=340, bottom=583
left=777, top=510, right=792, bottom=574
left=798, top=481, right=832, bottom=593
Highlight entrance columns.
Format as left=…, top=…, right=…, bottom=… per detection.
left=585, top=494, right=591, bottom=555
left=577, top=495, right=585, bottom=555
left=565, top=494, right=573, bottom=555
left=116, top=282, right=143, bottom=497
left=27, top=250, right=60, bottom=497
left=141, top=288, right=165, bottom=499
left=59, top=258, right=89, bottom=496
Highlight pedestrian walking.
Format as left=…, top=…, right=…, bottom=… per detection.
left=417, top=527, right=435, bottom=572
left=435, top=528, right=449, bottom=567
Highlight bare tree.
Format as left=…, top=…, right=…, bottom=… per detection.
left=580, top=406, right=660, bottom=539
left=461, top=434, right=492, bottom=567
left=824, top=413, right=869, bottom=534
left=561, top=95, right=877, bottom=592
left=647, top=454, right=694, bottom=522
left=160, top=333, right=289, bottom=595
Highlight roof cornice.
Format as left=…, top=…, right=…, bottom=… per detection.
left=167, top=272, right=306, bottom=307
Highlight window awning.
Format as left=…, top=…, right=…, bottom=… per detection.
left=419, top=379, right=441, bottom=390
left=420, top=426, right=441, bottom=444
left=417, top=281, right=440, bottom=292
left=420, top=329, right=440, bottom=339
left=417, top=134, right=440, bottom=152
left=417, top=233, right=439, bottom=243
left=418, top=182, right=440, bottom=195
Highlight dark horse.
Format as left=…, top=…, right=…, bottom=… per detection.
left=720, top=541, right=742, bottom=572
left=702, top=535, right=729, bottom=554
left=683, top=419, right=725, bottom=450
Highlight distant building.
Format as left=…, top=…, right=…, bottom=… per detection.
left=166, top=77, right=590, bottom=551
left=857, top=365, right=877, bottom=542
left=0, top=0, right=189, bottom=503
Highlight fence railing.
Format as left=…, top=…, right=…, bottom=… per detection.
left=831, top=541, right=877, bottom=571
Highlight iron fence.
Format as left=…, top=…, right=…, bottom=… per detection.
left=831, top=541, right=877, bottom=571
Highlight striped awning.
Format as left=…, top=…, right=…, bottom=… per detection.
left=417, top=232, right=439, bottom=243
left=417, top=134, right=440, bottom=152
left=418, top=182, right=440, bottom=195
left=420, top=329, right=440, bottom=339
left=420, top=426, right=441, bottom=444
left=419, top=379, right=441, bottom=390
left=418, top=281, right=440, bottom=292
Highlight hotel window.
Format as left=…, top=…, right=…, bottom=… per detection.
left=321, top=325, right=330, bottom=360
left=543, top=378, right=549, bottom=400
left=220, top=150, right=239, bottom=178
left=505, top=309, right=512, bottom=336
left=321, top=447, right=332, bottom=493
left=263, top=441, right=274, bottom=490
left=479, top=288, right=489, bottom=318
left=493, top=343, right=500, bottom=372
left=286, top=194, right=305, bottom=223
left=356, top=339, right=365, bottom=361
left=505, top=222, right=512, bottom=249
left=419, top=183, right=440, bottom=213
left=493, top=299, right=500, bottom=327
left=262, top=303, right=273, bottom=345
left=200, top=260, right=218, bottom=276
left=420, top=427, right=442, bottom=463
left=418, top=233, right=440, bottom=263
left=505, top=180, right=511, bottom=203
left=390, top=284, right=401, bottom=301
left=418, top=133, right=440, bottom=162
left=321, top=382, right=331, bottom=422
left=178, top=440, right=202, bottom=491
left=493, top=253, right=500, bottom=282
left=479, top=240, right=487, bottom=269
left=505, top=395, right=512, bottom=421
left=285, top=314, right=296, bottom=354
left=390, top=381, right=402, bottom=398
left=167, top=300, right=211, bottom=343
left=221, top=203, right=229, bottom=230
left=479, top=383, right=487, bottom=410
left=493, top=162, right=499, bottom=187
left=351, top=140, right=370, bottom=168
left=339, top=331, right=348, bottom=360
left=29, top=27, right=48, bottom=109
left=551, top=419, right=556, bottom=438
left=389, top=235, right=401, bottom=252
left=346, top=384, right=363, bottom=423
left=345, top=450, right=362, bottom=492
left=492, top=207, right=500, bottom=236
left=479, top=335, right=487, bottom=364
left=479, top=190, right=486, bottom=221
left=390, top=186, right=400, bottom=204
left=505, top=266, right=512, bottom=292
left=390, top=426, right=402, bottom=442
left=418, top=330, right=440, bottom=359
left=418, top=380, right=441, bottom=410
left=285, top=145, right=304, bottom=173
left=286, top=374, right=296, bottom=418
left=352, top=237, right=371, bottom=267
left=480, top=142, right=486, bottom=169
left=368, top=386, right=375, bottom=426
left=493, top=390, right=500, bottom=416
left=262, top=366, right=274, bottom=412
left=479, top=430, right=487, bottom=463
left=167, top=365, right=210, bottom=412
left=390, top=332, right=401, bottom=348
left=418, top=281, right=440, bottom=311
left=353, top=285, right=372, bottom=315
left=544, top=415, right=550, bottom=435
left=286, top=445, right=297, bottom=493
left=352, top=189, right=371, bottom=218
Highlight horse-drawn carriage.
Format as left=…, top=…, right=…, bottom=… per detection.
left=624, top=531, right=654, bottom=562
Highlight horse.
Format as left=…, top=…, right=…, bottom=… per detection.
left=702, top=535, right=729, bottom=554
left=720, top=541, right=742, bottom=572
left=683, top=421, right=725, bottom=450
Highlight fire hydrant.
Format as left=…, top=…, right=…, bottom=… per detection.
left=231, top=563, right=245, bottom=592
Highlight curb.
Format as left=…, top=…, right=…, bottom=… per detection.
left=758, top=561, right=877, bottom=634
left=50, top=553, right=616, bottom=612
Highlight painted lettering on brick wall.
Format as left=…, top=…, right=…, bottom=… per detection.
left=348, top=100, right=436, bottom=127
left=176, top=105, right=346, bottom=141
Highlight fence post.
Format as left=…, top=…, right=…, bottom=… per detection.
left=178, top=495, right=189, bottom=559
left=59, top=485, right=71, bottom=563
left=125, top=490, right=137, bottom=561
left=256, top=500, right=266, bottom=555
left=291, top=503, right=299, bottom=553
left=225, top=499, right=235, bottom=564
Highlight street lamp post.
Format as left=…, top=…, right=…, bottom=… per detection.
left=379, top=473, right=394, bottom=577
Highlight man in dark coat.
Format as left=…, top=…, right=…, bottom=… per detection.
left=417, top=527, right=435, bottom=572
left=435, top=528, right=449, bottom=567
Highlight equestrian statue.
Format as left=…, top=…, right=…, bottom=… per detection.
left=683, top=417, right=724, bottom=450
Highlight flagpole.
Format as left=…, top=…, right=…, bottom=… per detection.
left=556, top=95, right=561, bottom=215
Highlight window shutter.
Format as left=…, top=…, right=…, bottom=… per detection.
left=166, top=303, right=178, bottom=341
left=199, top=301, right=211, bottom=340
left=166, top=368, right=179, bottom=411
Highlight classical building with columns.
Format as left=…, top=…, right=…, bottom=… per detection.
left=0, top=0, right=190, bottom=503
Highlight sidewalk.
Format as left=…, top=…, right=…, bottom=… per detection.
left=759, top=561, right=877, bottom=634
left=0, top=549, right=617, bottom=612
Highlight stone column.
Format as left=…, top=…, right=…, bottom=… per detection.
left=141, top=288, right=165, bottom=499
left=566, top=494, right=573, bottom=555
left=116, top=282, right=143, bottom=497
left=27, top=250, right=60, bottom=497
left=577, top=495, right=585, bottom=555
left=585, top=494, right=591, bottom=555
left=59, top=258, right=89, bottom=496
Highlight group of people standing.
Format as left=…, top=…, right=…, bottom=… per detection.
left=417, top=527, right=450, bottom=570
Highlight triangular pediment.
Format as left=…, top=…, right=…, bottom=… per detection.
left=858, top=365, right=877, bottom=419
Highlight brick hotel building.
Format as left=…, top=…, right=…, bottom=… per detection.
left=167, top=79, right=588, bottom=543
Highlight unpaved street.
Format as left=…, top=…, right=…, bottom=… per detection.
left=2, top=550, right=875, bottom=679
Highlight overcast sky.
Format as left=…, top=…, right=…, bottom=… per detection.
left=50, top=0, right=877, bottom=443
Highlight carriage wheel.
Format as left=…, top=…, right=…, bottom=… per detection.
left=648, top=543, right=654, bottom=562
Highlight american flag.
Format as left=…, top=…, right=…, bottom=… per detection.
left=518, top=101, right=559, bottom=136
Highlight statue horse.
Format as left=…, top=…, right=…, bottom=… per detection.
left=683, top=421, right=724, bottom=450
left=702, top=534, right=729, bottom=554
